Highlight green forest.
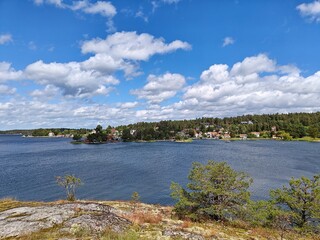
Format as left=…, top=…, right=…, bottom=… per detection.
left=118, top=112, right=320, bottom=141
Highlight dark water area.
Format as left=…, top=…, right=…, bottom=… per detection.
left=0, top=135, right=319, bottom=205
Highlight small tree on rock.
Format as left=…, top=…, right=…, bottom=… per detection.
left=171, top=160, right=252, bottom=221
left=131, top=191, right=141, bottom=211
left=56, top=174, right=83, bottom=201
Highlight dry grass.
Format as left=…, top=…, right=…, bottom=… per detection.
left=123, top=210, right=163, bottom=225
left=0, top=198, right=43, bottom=212
left=180, top=220, right=192, bottom=229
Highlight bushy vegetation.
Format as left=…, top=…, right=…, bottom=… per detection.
left=171, top=161, right=252, bottom=221
left=271, top=175, right=320, bottom=230
left=171, top=161, right=320, bottom=234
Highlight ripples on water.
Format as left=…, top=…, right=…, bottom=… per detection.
left=0, top=135, right=319, bottom=204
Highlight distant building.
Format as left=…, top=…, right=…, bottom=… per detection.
left=239, top=134, right=247, bottom=140
left=48, top=132, right=55, bottom=137
left=241, top=121, right=253, bottom=125
left=250, top=132, right=260, bottom=138
left=223, top=133, right=231, bottom=139
left=271, top=126, right=277, bottom=132
left=130, top=129, right=136, bottom=135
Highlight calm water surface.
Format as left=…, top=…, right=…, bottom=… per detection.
left=0, top=135, right=319, bottom=204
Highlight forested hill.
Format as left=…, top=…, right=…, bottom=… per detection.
left=118, top=112, right=320, bottom=140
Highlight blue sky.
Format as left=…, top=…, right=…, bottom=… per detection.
left=1, top=0, right=320, bottom=129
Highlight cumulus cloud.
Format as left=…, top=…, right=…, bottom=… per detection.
left=0, top=62, right=23, bottom=82
left=3, top=50, right=320, bottom=129
left=297, top=1, right=320, bottom=22
left=0, top=34, right=13, bottom=45
left=178, top=54, right=320, bottom=117
left=22, top=31, right=189, bottom=98
left=81, top=31, right=191, bottom=61
left=131, top=73, right=186, bottom=103
left=30, top=85, right=60, bottom=100
left=25, top=60, right=119, bottom=98
left=230, top=54, right=276, bottom=76
left=222, top=37, right=235, bottom=47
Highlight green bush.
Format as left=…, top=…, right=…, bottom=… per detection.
left=171, top=160, right=252, bottom=221
left=270, top=175, right=320, bottom=231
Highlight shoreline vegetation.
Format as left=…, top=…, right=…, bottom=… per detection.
left=0, top=112, right=320, bottom=144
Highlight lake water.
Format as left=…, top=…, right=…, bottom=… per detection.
left=0, top=135, right=319, bottom=205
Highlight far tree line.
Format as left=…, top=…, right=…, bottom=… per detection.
left=1, top=112, right=320, bottom=141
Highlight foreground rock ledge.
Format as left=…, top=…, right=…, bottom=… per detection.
left=0, top=200, right=317, bottom=240
left=0, top=202, right=131, bottom=239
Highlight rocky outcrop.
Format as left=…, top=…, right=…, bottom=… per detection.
left=0, top=202, right=131, bottom=239
left=0, top=200, right=316, bottom=240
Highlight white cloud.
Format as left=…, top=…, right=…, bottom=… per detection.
left=81, top=31, right=191, bottom=61
left=297, top=1, right=320, bottom=22
left=21, top=31, right=189, bottom=99
left=0, top=62, right=23, bottom=82
left=81, top=1, right=116, bottom=17
left=230, top=54, right=276, bottom=76
left=117, top=101, right=139, bottom=109
left=2, top=51, right=320, bottom=129
left=222, top=37, right=235, bottom=47
left=0, top=85, right=16, bottom=95
left=25, top=60, right=119, bottom=98
left=177, top=54, right=320, bottom=117
left=131, top=73, right=186, bottom=103
left=30, top=85, right=60, bottom=99
left=0, top=34, right=12, bottom=45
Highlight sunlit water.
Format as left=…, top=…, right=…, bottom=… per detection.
left=0, top=135, right=319, bottom=205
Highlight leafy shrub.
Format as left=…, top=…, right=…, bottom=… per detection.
left=171, top=160, right=252, bottom=221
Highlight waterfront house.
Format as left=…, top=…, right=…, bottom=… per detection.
left=239, top=134, right=247, bottom=140
left=250, top=132, right=260, bottom=138
left=48, top=132, right=55, bottom=137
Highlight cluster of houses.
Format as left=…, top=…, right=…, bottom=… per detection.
left=175, top=126, right=277, bottom=140
left=46, top=124, right=278, bottom=141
